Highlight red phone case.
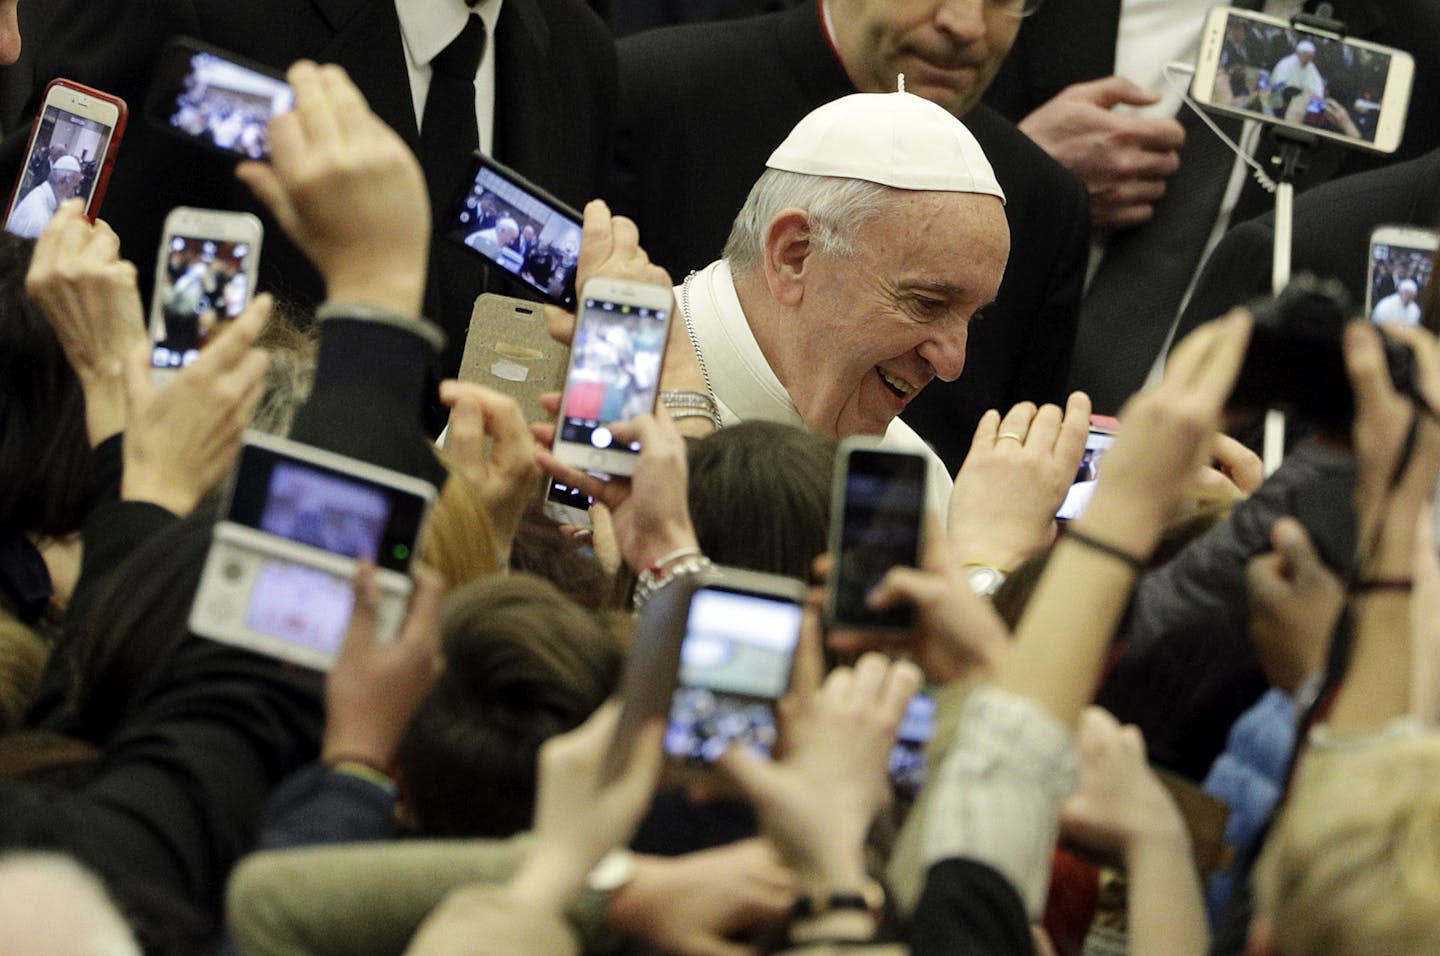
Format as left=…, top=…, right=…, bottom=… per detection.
left=5, top=78, right=129, bottom=229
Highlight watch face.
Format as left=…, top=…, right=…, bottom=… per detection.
left=967, top=566, right=1005, bottom=596
left=587, top=848, right=636, bottom=892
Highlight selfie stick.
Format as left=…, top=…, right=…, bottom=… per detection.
left=1261, top=7, right=1348, bottom=475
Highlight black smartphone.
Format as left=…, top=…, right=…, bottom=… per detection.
left=145, top=36, right=294, bottom=161
left=825, top=438, right=928, bottom=632
left=440, top=153, right=583, bottom=308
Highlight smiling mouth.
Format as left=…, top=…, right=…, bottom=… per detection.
left=878, top=367, right=918, bottom=400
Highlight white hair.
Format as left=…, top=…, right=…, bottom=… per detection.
left=723, top=169, right=894, bottom=276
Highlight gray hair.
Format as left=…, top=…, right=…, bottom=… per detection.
left=722, top=169, right=894, bottom=276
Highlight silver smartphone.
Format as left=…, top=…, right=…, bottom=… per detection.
left=552, top=277, right=672, bottom=477
left=149, top=206, right=262, bottom=372
left=1366, top=224, right=1436, bottom=326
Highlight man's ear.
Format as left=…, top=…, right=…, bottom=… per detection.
left=761, top=208, right=815, bottom=309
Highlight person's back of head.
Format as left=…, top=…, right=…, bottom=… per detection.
left=1252, top=735, right=1440, bottom=956
left=395, top=573, right=622, bottom=837
left=686, top=421, right=835, bottom=580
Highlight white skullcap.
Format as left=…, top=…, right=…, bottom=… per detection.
left=1400, top=279, right=1419, bottom=293
left=1297, top=39, right=1317, bottom=53
left=52, top=156, right=81, bottom=173
left=765, top=91, right=1006, bottom=204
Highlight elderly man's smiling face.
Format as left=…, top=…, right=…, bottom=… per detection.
left=770, top=190, right=1009, bottom=438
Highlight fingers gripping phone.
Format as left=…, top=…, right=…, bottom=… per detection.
left=145, top=37, right=295, bottom=161
left=552, top=277, right=672, bottom=477
left=1190, top=6, right=1413, bottom=154
left=825, top=439, right=928, bottom=633
left=149, top=207, right=263, bottom=372
left=189, top=432, right=438, bottom=671
left=5, top=79, right=128, bottom=239
left=1366, top=224, right=1437, bottom=326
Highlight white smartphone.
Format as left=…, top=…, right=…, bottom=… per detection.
left=825, top=437, right=928, bottom=633
left=148, top=207, right=263, bottom=372
left=1190, top=6, right=1414, bottom=154
left=552, top=277, right=672, bottom=476
left=5, top=79, right=128, bottom=239
left=189, top=431, right=438, bottom=672
left=1366, top=224, right=1436, bottom=325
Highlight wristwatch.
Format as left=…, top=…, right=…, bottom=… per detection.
left=966, top=564, right=1007, bottom=597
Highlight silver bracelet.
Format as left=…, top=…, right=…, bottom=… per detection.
left=660, top=389, right=722, bottom=431
left=633, top=555, right=712, bottom=611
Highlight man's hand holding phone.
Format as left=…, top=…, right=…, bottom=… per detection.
left=26, top=199, right=147, bottom=445
left=236, top=61, right=429, bottom=318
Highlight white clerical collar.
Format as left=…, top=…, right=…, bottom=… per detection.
left=680, top=260, right=802, bottom=427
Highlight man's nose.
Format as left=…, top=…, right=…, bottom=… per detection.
left=933, top=0, right=988, bottom=43
left=919, top=323, right=968, bottom=382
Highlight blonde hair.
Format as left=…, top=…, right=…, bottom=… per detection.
left=1254, top=735, right=1440, bottom=956
left=420, top=468, right=501, bottom=591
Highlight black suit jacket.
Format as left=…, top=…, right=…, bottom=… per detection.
left=1178, top=147, right=1440, bottom=339
left=609, top=2, right=1089, bottom=472
left=0, top=0, right=616, bottom=381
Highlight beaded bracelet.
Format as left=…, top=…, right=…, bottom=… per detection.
left=660, top=389, right=723, bottom=431
left=633, top=554, right=712, bottom=610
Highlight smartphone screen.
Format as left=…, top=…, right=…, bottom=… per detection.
left=443, top=156, right=583, bottom=307
left=665, top=585, right=803, bottom=765
left=556, top=294, right=668, bottom=467
left=1368, top=231, right=1436, bottom=325
left=6, top=90, right=122, bottom=238
left=1192, top=7, right=1412, bottom=153
left=543, top=476, right=595, bottom=527
left=147, top=40, right=294, bottom=160
left=888, top=691, right=934, bottom=799
left=150, top=232, right=258, bottom=368
left=1057, top=428, right=1116, bottom=521
left=227, top=444, right=428, bottom=573
left=829, top=447, right=926, bottom=630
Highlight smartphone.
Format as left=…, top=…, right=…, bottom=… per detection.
left=4, top=79, right=127, bottom=239
left=663, top=569, right=806, bottom=767
left=190, top=432, right=438, bottom=671
left=148, top=207, right=263, bottom=371
left=825, top=438, right=928, bottom=632
left=543, top=475, right=596, bottom=528
left=552, top=277, right=672, bottom=477
left=442, top=153, right=584, bottom=308
left=145, top=36, right=294, bottom=160
left=1057, top=416, right=1119, bottom=521
left=1190, top=6, right=1414, bottom=154
left=888, top=691, right=935, bottom=799
left=1366, top=224, right=1436, bottom=325
left=457, top=293, right=569, bottom=427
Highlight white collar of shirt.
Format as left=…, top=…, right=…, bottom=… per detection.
left=679, top=260, right=800, bottom=427
left=395, top=0, right=504, bottom=154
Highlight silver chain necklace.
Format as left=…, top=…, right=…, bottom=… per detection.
left=680, top=270, right=721, bottom=418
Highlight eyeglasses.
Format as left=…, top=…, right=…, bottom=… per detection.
left=991, top=0, right=1044, bottom=18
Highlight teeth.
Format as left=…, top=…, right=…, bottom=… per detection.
left=879, top=368, right=915, bottom=395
